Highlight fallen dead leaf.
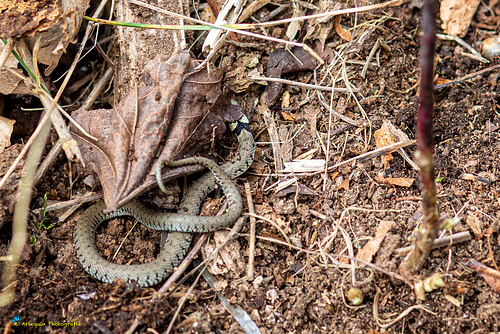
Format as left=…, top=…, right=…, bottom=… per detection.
left=281, top=159, right=325, bottom=173
left=336, top=176, right=350, bottom=191
left=0, top=43, right=34, bottom=96
left=281, top=91, right=291, bottom=109
left=444, top=294, right=462, bottom=307
left=265, top=46, right=317, bottom=104
left=225, top=54, right=261, bottom=93
left=0, top=116, right=15, bottom=154
left=465, top=214, right=482, bottom=236
left=333, top=16, right=352, bottom=41
left=285, top=7, right=302, bottom=42
left=356, top=221, right=393, bottom=263
left=72, top=50, right=246, bottom=210
left=376, top=177, right=415, bottom=187
left=435, top=77, right=451, bottom=86
left=440, top=0, right=480, bottom=37
left=280, top=111, right=296, bottom=122
left=304, top=0, right=342, bottom=50
left=374, top=120, right=411, bottom=169
left=274, top=184, right=318, bottom=197
left=486, top=120, right=499, bottom=132
left=462, top=258, right=500, bottom=294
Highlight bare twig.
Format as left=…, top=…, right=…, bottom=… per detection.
left=250, top=75, right=358, bottom=94
left=257, top=102, right=283, bottom=173
left=322, top=140, right=416, bottom=173
left=434, top=64, right=500, bottom=90
left=395, top=231, right=471, bottom=256
left=244, top=183, right=257, bottom=280
left=0, top=38, right=14, bottom=69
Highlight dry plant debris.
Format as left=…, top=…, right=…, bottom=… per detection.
left=0, top=0, right=90, bottom=74
left=440, top=0, right=480, bottom=37
left=265, top=46, right=317, bottom=104
left=463, top=258, right=500, bottom=294
left=0, top=115, right=14, bottom=153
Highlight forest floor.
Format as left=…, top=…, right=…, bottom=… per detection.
left=1, top=0, right=499, bottom=333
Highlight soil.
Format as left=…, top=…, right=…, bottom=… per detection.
left=1, top=1, right=500, bottom=333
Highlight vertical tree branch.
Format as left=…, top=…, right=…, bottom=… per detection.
left=399, top=0, right=439, bottom=276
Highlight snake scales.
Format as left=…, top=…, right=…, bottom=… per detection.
left=74, top=114, right=254, bottom=286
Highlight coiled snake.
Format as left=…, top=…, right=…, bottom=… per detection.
left=74, top=114, right=254, bottom=286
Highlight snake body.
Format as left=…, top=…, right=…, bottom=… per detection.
left=74, top=114, right=254, bottom=286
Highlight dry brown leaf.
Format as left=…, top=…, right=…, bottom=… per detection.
left=281, top=91, right=291, bottom=109
left=374, top=120, right=410, bottom=168
left=440, top=0, right=480, bottom=37
left=274, top=184, right=318, bottom=197
left=0, top=116, right=15, bottom=154
left=281, top=111, right=296, bottom=122
left=376, top=177, right=415, bottom=187
left=203, top=230, right=245, bottom=277
left=333, top=16, right=352, bottom=41
left=336, top=176, right=350, bottom=191
left=303, top=0, right=342, bottom=50
left=265, top=47, right=317, bottom=104
left=285, top=7, right=302, bottom=42
left=462, top=258, right=500, bottom=294
left=72, top=51, right=245, bottom=210
left=281, top=159, right=325, bottom=173
left=0, top=43, right=34, bottom=96
left=465, top=214, right=482, bottom=236
left=356, top=221, right=393, bottom=264
left=225, top=54, right=261, bottom=93
left=486, top=120, right=499, bottom=132
left=435, top=77, right=451, bottom=86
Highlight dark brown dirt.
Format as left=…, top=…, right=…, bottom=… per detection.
left=1, top=1, right=500, bottom=333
